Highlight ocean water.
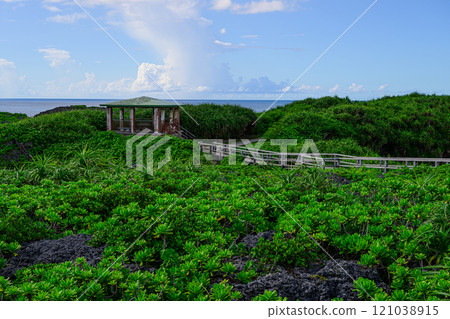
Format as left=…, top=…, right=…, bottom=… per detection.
left=0, top=99, right=293, bottom=117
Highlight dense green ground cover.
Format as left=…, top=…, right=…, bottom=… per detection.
left=0, top=94, right=449, bottom=301
left=0, top=162, right=449, bottom=300
left=0, top=112, right=27, bottom=124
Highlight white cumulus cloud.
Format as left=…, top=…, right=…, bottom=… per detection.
left=73, top=0, right=232, bottom=93
left=196, top=85, right=209, bottom=92
left=0, top=58, right=25, bottom=97
left=39, top=48, right=72, bottom=67
left=0, top=58, right=15, bottom=69
left=292, top=84, right=322, bottom=92
left=377, top=83, right=389, bottom=91
left=43, top=5, right=61, bottom=12
left=211, top=0, right=290, bottom=14
left=214, top=40, right=233, bottom=47
left=131, top=62, right=182, bottom=92
left=68, top=72, right=100, bottom=95
left=329, top=84, right=339, bottom=93
left=239, top=76, right=287, bottom=93
left=32, top=1, right=300, bottom=96
left=47, top=13, right=87, bottom=23
left=348, top=83, right=365, bottom=92
left=211, top=0, right=232, bottom=10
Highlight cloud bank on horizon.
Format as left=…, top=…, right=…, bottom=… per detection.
left=0, top=0, right=449, bottom=99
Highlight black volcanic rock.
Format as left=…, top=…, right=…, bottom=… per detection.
left=0, top=234, right=104, bottom=279
left=233, top=259, right=388, bottom=301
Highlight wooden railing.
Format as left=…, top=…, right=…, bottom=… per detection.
left=112, top=118, right=153, bottom=133
left=111, top=119, right=195, bottom=139
left=178, top=125, right=196, bottom=140
left=198, top=142, right=450, bottom=171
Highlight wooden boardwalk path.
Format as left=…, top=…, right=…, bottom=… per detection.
left=198, top=142, right=450, bottom=172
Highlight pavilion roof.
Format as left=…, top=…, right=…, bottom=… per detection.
left=100, top=96, right=180, bottom=108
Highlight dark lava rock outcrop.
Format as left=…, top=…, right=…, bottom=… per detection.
left=0, top=234, right=104, bottom=279
left=240, top=231, right=275, bottom=250
left=234, top=259, right=388, bottom=301
left=326, top=173, right=353, bottom=186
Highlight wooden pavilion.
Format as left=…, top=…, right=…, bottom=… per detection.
left=101, top=97, right=180, bottom=136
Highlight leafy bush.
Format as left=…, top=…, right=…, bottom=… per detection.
left=0, top=109, right=107, bottom=163
left=180, top=104, right=256, bottom=139
left=0, top=112, right=27, bottom=124
left=256, top=94, right=450, bottom=157
left=133, top=103, right=256, bottom=138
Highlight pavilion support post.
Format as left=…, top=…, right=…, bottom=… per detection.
left=161, top=109, right=166, bottom=133
left=130, top=107, right=136, bottom=133
left=174, top=108, right=180, bottom=131
left=154, top=108, right=161, bottom=133
left=119, top=108, right=124, bottom=130
left=107, top=107, right=113, bottom=131
left=169, top=108, right=174, bottom=134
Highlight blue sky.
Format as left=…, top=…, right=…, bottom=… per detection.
left=0, top=0, right=449, bottom=100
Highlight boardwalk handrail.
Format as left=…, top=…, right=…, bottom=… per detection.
left=198, top=141, right=450, bottom=171
left=179, top=125, right=196, bottom=140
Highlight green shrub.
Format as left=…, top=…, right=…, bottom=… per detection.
left=256, top=94, right=450, bottom=157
